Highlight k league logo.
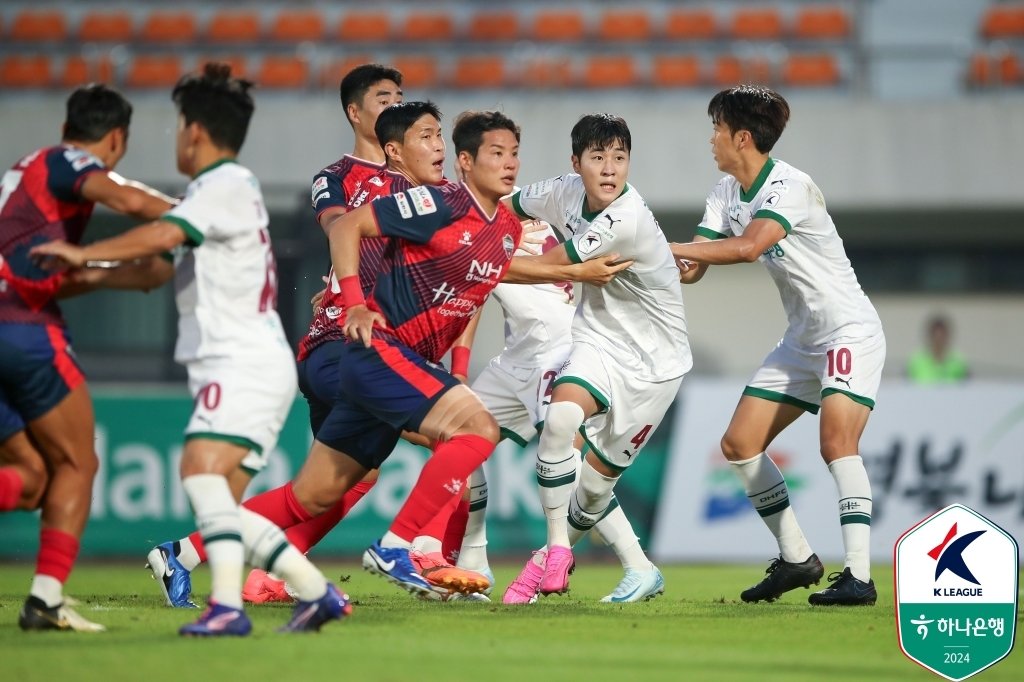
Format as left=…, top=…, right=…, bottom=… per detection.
left=895, top=504, right=1019, bottom=681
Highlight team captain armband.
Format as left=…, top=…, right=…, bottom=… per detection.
left=338, top=275, right=365, bottom=308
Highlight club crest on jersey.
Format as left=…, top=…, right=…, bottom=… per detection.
left=311, top=176, right=328, bottom=202
left=407, top=186, right=436, bottom=215
left=762, top=191, right=782, bottom=209
left=503, top=234, right=515, bottom=258
left=368, top=175, right=385, bottom=187
left=577, top=231, right=602, bottom=255
left=394, top=192, right=413, bottom=219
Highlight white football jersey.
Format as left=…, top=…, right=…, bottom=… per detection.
left=513, top=174, right=691, bottom=382
left=697, top=158, right=882, bottom=347
left=491, top=222, right=574, bottom=364
left=163, top=160, right=290, bottom=364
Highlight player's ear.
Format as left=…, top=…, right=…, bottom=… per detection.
left=457, top=150, right=474, bottom=175
left=570, top=155, right=581, bottom=173
left=346, top=102, right=361, bottom=127
left=384, top=140, right=401, bottom=164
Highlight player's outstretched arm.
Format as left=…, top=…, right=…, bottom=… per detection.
left=30, top=221, right=189, bottom=269
left=327, top=202, right=385, bottom=347
left=671, top=219, right=785, bottom=266
left=80, top=171, right=178, bottom=221
left=506, top=244, right=632, bottom=286
left=57, top=257, right=174, bottom=298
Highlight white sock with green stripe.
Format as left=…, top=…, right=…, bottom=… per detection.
left=536, top=402, right=585, bottom=548
left=593, top=498, right=652, bottom=572
left=239, top=508, right=327, bottom=601
left=457, top=466, right=489, bottom=571
left=730, top=453, right=813, bottom=564
left=182, top=474, right=243, bottom=608
left=828, top=455, right=872, bottom=582
left=567, top=458, right=617, bottom=537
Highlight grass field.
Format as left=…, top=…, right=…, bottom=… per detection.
left=0, top=561, right=1019, bottom=682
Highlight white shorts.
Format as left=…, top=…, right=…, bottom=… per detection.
left=555, top=341, right=682, bottom=471
left=745, top=332, right=886, bottom=414
left=185, top=351, right=298, bottom=475
left=471, top=349, right=570, bottom=446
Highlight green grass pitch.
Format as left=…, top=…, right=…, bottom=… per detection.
left=0, top=561, right=1019, bottom=682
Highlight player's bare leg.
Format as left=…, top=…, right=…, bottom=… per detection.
left=17, top=384, right=104, bottom=631
left=809, top=393, right=876, bottom=605
left=721, top=395, right=823, bottom=602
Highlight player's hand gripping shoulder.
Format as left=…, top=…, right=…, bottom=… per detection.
left=573, top=254, right=633, bottom=286
left=516, top=219, right=546, bottom=256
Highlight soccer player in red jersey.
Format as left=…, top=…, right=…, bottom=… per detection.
left=0, top=84, right=177, bottom=631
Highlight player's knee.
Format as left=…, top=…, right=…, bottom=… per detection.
left=55, top=448, right=99, bottom=480
left=18, top=457, right=50, bottom=509
left=461, top=409, right=500, bottom=444
left=720, top=430, right=750, bottom=461
left=545, top=401, right=586, bottom=439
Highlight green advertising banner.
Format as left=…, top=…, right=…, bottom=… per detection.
left=0, top=391, right=670, bottom=560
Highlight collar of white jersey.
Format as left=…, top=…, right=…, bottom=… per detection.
left=740, top=157, right=776, bottom=203
left=581, top=182, right=630, bottom=222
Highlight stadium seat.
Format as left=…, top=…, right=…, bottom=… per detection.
left=598, top=11, right=652, bottom=42
left=59, top=56, right=90, bottom=87
left=467, top=12, right=519, bottom=41
left=0, top=55, right=52, bottom=88
left=78, top=12, right=134, bottom=43
left=746, top=57, right=774, bottom=85
left=451, top=56, right=506, bottom=89
left=792, top=6, right=852, bottom=40
left=125, top=55, right=182, bottom=88
left=730, top=8, right=783, bottom=41
left=9, top=10, right=67, bottom=42
left=664, top=10, right=717, bottom=40
left=258, top=56, right=309, bottom=89
left=199, top=56, right=248, bottom=80
left=531, top=11, right=586, bottom=42
left=139, top=12, right=198, bottom=44
left=319, top=55, right=375, bottom=88
left=399, top=12, right=454, bottom=42
left=782, top=54, right=841, bottom=87
left=520, top=58, right=574, bottom=88
left=337, top=12, right=390, bottom=42
left=391, top=56, right=438, bottom=89
left=581, top=56, right=637, bottom=89
left=998, top=51, right=1021, bottom=84
left=980, top=7, right=1024, bottom=39
left=711, top=55, right=744, bottom=86
left=652, top=55, right=701, bottom=87
left=968, top=52, right=992, bottom=87
left=269, top=10, right=325, bottom=42
left=205, top=11, right=261, bottom=44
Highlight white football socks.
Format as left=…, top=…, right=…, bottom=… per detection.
left=828, top=455, right=873, bottom=582
left=730, top=453, right=814, bottom=564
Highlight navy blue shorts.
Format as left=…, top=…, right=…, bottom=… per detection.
left=297, top=336, right=459, bottom=469
left=0, top=323, right=84, bottom=442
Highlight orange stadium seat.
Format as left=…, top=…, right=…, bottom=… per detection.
left=140, top=12, right=198, bottom=44
left=391, top=56, right=438, bottom=89
left=782, top=54, right=841, bottom=87
left=582, top=55, right=637, bottom=89
left=968, top=52, right=992, bottom=87
left=199, top=56, right=249, bottom=80
left=337, top=12, right=390, bottom=42
left=451, top=56, right=506, bottom=89
left=598, top=11, right=651, bottom=42
left=205, top=11, right=261, bottom=44
left=258, top=56, right=309, bottom=89
left=125, top=55, right=182, bottom=88
left=10, top=10, right=67, bottom=42
left=467, top=12, right=519, bottom=41
left=793, top=6, right=851, bottom=40
left=998, top=51, right=1021, bottom=84
left=520, top=58, right=574, bottom=88
left=59, top=56, right=90, bottom=87
left=78, top=12, right=134, bottom=43
left=269, top=11, right=325, bottom=42
left=652, top=55, right=701, bottom=87
left=664, top=10, right=717, bottom=41
left=531, top=11, right=586, bottom=42
left=981, top=7, right=1024, bottom=39
left=730, top=8, right=783, bottom=41
left=712, top=55, right=744, bottom=86
left=319, top=55, right=375, bottom=87
left=0, top=55, right=52, bottom=87
left=400, top=12, right=454, bottom=42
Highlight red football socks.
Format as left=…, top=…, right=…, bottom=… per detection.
left=36, top=528, right=79, bottom=583
left=0, top=468, right=24, bottom=511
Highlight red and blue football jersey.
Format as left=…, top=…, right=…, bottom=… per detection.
left=355, top=182, right=522, bottom=364
left=310, top=154, right=386, bottom=222
left=0, top=145, right=106, bottom=324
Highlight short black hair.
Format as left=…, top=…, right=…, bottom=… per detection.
left=340, top=63, right=403, bottom=112
left=570, top=113, right=631, bottom=158
left=452, top=111, right=520, bottom=159
left=375, top=101, right=442, bottom=149
left=708, top=85, right=790, bottom=153
left=172, top=62, right=254, bottom=154
left=62, top=84, right=133, bottom=143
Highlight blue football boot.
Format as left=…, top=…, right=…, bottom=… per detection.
left=146, top=542, right=197, bottom=608
left=362, top=540, right=435, bottom=597
left=179, top=602, right=252, bottom=637
left=278, top=583, right=352, bottom=633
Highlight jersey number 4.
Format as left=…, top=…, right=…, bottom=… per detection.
left=622, top=424, right=653, bottom=460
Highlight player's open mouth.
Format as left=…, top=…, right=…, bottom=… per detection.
left=600, top=182, right=617, bottom=192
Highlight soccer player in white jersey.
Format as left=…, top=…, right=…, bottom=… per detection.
left=671, top=85, right=884, bottom=606
left=501, top=114, right=691, bottom=597
left=32, top=63, right=351, bottom=634
left=451, top=221, right=666, bottom=604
